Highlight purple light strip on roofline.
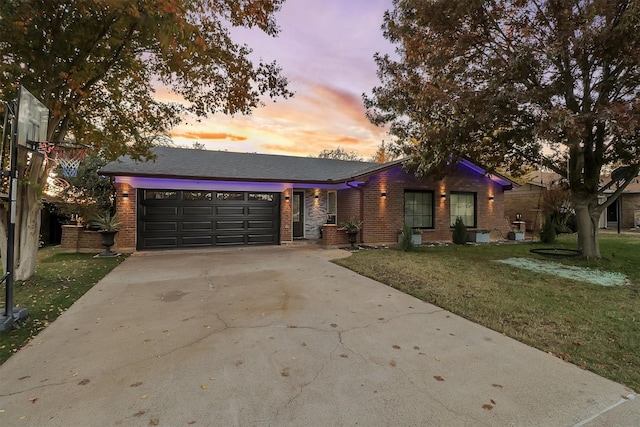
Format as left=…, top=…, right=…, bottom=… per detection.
left=115, top=176, right=360, bottom=191
left=458, top=159, right=512, bottom=188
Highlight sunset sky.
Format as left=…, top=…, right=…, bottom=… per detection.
left=160, top=0, right=396, bottom=158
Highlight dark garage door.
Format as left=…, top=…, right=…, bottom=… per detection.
left=137, top=189, right=280, bottom=250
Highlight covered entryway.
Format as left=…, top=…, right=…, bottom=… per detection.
left=137, top=189, right=280, bottom=250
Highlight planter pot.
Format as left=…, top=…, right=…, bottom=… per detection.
left=346, top=230, right=358, bottom=248
left=508, top=231, right=525, bottom=241
left=97, top=230, right=118, bottom=257
left=467, top=230, right=490, bottom=243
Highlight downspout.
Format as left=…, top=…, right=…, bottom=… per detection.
left=346, top=181, right=364, bottom=244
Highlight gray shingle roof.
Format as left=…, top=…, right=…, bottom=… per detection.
left=100, top=146, right=403, bottom=183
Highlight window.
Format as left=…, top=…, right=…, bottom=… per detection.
left=144, top=190, right=177, bottom=200
left=404, top=191, right=433, bottom=228
left=248, top=193, right=274, bottom=202
left=450, top=192, right=476, bottom=227
left=326, top=191, right=337, bottom=224
left=216, top=192, right=244, bottom=201
left=184, top=191, right=212, bottom=201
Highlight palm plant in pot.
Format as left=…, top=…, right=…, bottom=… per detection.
left=340, top=217, right=363, bottom=248
left=92, top=211, right=122, bottom=257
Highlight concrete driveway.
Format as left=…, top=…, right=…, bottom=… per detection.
left=0, top=245, right=636, bottom=426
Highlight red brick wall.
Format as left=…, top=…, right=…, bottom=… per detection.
left=349, top=166, right=511, bottom=245
left=281, top=188, right=293, bottom=243
left=114, top=182, right=136, bottom=252
left=110, top=165, right=512, bottom=251
left=60, top=225, right=104, bottom=253
left=321, top=224, right=350, bottom=247
left=336, top=187, right=362, bottom=242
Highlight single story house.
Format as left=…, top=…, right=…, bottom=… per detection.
left=599, top=175, right=640, bottom=230
left=99, top=147, right=515, bottom=251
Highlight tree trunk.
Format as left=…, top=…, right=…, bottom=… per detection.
left=574, top=201, right=601, bottom=259
left=0, top=149, right=50, bottom=281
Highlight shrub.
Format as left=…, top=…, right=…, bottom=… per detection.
left=452, top=216, right=467, bottom=245
left=540, top=215, right=557, bottom=244
left=398, top=223, right=415, bottom=252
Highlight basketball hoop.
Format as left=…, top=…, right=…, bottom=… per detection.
left=39, top=142, right=89, bottom=178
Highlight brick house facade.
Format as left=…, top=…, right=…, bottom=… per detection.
left=99, top=147, right=515, bottom=252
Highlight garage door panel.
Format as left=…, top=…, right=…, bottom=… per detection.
left=216, top=220, right=245, bottom=230
left=138, top=189, right=279, bottom=250
left=144, top=222, right=178, bottom=232
left=248, top=206, right=277, bottom=216
left=216, top=206, right=245, bottom=215
left=182, top=221, right=213, bottom=231
left=248, top=220, right=275, bottom=229
left=144, top=206, right=179, bottom=216
left=181, top=235, right=214, bottom=246
left=182, top=206, right=213, bottom=216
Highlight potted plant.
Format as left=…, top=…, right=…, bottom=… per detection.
left=92, top=211, right=122, bottom=257
left=340, top=217, right=363, bottom=248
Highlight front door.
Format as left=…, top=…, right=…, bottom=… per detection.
left=293, top=191, right=304, bottom=238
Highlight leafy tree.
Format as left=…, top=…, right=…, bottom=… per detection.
left=542, top=181, right=575, bottom=233
left=317, top=147, right=364, bottom=162
left=0, top=0, right=291, bottom=279
left=365, top=0, right=640, bottom=258
left=54, top=153, right=116, bottom=224
left=369, top=141, right=400, bottom=163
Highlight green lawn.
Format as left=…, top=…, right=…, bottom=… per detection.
left=0, top=247, right=126, bottom=364
left=334, top=233, right=640, bottom=392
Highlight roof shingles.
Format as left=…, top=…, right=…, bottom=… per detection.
left=100, top=146, right=402, bottom=183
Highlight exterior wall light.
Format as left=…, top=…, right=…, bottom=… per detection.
left=489, top=194, right=495, bottom=201
left=122, top=190, right=129, bottom=200
left=381, top=192, right=387, bottom=198
left=314, top=194, right=319, bottom=199
left=440, top=193, right=446, bottom=199
left=285, top=194, right=290, bottom=201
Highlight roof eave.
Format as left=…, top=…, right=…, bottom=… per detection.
left=99, top=170, right=359, bottom=186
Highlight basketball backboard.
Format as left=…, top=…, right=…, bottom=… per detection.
left=16, top=86, right=49, bottom=149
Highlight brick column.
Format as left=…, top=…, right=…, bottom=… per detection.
left=114, top=182, right=136, bottom=252
left=280, top=188, right=293, bottom=243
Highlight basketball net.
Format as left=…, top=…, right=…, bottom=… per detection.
left=39, top=142, right=88, bottom=178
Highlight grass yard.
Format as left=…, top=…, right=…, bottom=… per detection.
left=334, top=233, right=640, bottom=393
left=0, top=247, right=126, bottom=364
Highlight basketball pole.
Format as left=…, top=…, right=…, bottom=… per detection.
left=0, top=94, right=28, bottom=333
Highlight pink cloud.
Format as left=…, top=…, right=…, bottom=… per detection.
left=170, top=130, right=247, bottom=141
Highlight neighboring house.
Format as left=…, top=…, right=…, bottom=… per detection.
left=599, top=176, right=640, bottom=230
left=503, top=180, right=546, bottom=233
left=504, top=169, right=640, bottom=232
left=503, top=171, right=563, bottom=233
left=98, top=147, right=515, bottom=251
